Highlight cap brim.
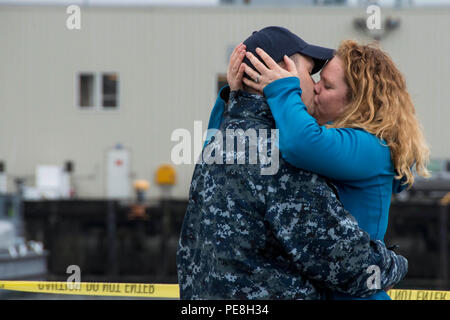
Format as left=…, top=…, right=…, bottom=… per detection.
left=300, top=44, right=335, bottom=75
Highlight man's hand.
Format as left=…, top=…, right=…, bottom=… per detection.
left=227, top=43, right=246, bottom=91
left=242, top=47, right=299, bottom=93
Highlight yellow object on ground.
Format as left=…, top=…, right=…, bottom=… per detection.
left=388, top=289, right=449, bottom=300
left=1, top=281, right=449, bottom=300
left=0, top=281, right=179, bottom=298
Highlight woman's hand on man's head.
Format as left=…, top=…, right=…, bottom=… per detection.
left=242, top=47, right=299, bottom=93
left=227, top=43, right=247, bottom=91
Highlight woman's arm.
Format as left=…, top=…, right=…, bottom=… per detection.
left=205, top=43, right=246, bottom=146
left=204, top=86, right=229, bottom=147
left=207, top=86, right=229, bottom=130
left=264, top=77, right=389, bottom=181
left=240, top=49, right=389, bottom=181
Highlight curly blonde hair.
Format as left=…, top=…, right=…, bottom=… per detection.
left=328, top=40, right=430, bottom=188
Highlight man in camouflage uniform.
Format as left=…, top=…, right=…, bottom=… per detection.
left=176, top=89, right=407, bottom=299
left=176, top=27, right=408, bottom=300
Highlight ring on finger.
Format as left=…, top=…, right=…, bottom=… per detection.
left=254, top=75, right=261, bottom=83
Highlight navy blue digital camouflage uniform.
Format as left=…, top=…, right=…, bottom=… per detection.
left=176, top=89, right=408, bottom=300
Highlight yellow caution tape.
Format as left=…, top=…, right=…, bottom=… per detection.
left=0, top=281, right=449, bottom=300
left=0, top=281, right=180, bottom=298
left=388, top=289, right=450, bottom=300
left=440, top=191, right=450, bottom=206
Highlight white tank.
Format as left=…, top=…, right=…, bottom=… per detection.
left=106, top=144, right=131, bottom=199
left=0, top=220, right=16, bottom=250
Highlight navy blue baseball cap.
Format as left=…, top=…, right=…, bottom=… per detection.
left=242, top=26, right=335, bottom=76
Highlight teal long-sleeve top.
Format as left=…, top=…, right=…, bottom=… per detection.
left=206, top=77, right=407, bottom=300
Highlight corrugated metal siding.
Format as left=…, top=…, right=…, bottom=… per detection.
left=0, top=6, right=449, bottom=199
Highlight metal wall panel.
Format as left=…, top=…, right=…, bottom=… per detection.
left=1, top=6, right=449, bottom=199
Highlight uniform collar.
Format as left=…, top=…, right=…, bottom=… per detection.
left=226, top=90, right=273, bottom=123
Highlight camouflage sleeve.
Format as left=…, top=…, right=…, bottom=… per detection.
left=265, top=172, right=408, bottom=297
left=367, top=239, right=408, bottom=294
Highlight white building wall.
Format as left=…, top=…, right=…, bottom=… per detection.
left=0, top=5, right=449, bottom=199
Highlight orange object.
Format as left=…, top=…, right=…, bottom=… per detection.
left=155, top=165, right=176, bottom=186
left=133, top=179, right=150, bottom=191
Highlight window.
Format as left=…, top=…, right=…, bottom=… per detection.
left=76, top=72, right=119, bottom=110
left=78, top=73, right=95, bottom=108
left=102, top=73, right=118, bottom=108
left=217, top=74, right=227, bottom=94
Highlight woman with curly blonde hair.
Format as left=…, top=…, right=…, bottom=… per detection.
left=328, top=41, right=430, bottom=188
left=213, top=39, right=430, bottom=300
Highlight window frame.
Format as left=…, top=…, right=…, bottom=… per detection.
left=75, top=71, right=120, bottom=112
left=101, top=72, right=120, bottom=110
